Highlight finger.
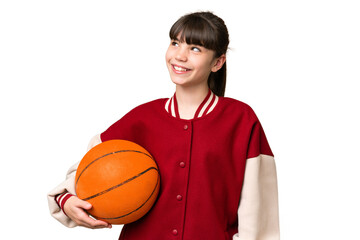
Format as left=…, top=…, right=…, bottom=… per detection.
left=75, top=199, right=92, bottom=210
left=92, top=220, right=112, bottom=229
left=75, top=211, right=110, bottom=228
left=71, top=198, right=111, bottom=229
left=79, top=216, right=111, bottom=229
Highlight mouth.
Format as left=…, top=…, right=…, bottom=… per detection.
left=171, top=64, right=191, bottom=73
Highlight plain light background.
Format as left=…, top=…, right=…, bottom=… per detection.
left=1, top=0, right=359, bottom=239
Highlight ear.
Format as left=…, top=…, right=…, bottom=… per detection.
left=211, top=54, right=226, bottom=72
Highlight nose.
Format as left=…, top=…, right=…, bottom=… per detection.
left=175, top=46, right=187, bottom=62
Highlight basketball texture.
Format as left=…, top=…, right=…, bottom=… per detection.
left=75, top=139, right=160, bottom=224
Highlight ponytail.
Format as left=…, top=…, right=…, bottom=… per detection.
left=208, top=63, right=226, bottom=97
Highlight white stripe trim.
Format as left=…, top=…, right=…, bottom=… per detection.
left=207, top=95, right=219, bottom=114
left=56, top=192, right=71, bottom=207
left=197, top=91, right=214, bottom=118
left=164, top=92, right=219, bottom=118
left=165, top=98, right=171, bottom=113
left=56, top=193, right=63, bottom=203
left=170, top=97, right=176, bottom=117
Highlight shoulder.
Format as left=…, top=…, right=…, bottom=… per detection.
left=220, top=97, right=258, bottom=121
left=221, top=97, right=273, bottom=157
left=126, top=98, right=167, bottom=116
left=221, top=97, right=253, bottom=109
left=101, top=98, right=168, bottom=141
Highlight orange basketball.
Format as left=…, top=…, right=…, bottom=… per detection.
left=75, top=139, right=160, bottom=224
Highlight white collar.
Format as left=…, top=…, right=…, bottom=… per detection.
left=165, top=90, right=219, bottom=120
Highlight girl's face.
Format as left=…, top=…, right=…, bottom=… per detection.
left=165, top=37, right=225, bottom=89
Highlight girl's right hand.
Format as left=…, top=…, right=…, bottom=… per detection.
left=63, top=196, right=112, bottom=229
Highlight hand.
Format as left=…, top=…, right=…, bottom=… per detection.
left=63, top=196, right=112, bottom=229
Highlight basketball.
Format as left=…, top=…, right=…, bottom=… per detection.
left=75, top=139, right=160, bottom=224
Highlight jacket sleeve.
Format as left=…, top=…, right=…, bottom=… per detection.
left=233, top=117, right=280, bottom=240
left=233, top=154, right=280, bottom=240
left=47, top=134, right=102, bottom=227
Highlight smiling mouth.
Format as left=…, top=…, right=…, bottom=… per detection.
left=172, top=64, right=191, bottom=73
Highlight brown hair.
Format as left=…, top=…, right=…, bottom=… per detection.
left=169, top=11, right=229, bottom=96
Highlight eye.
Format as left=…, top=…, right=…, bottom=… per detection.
left=191, top=46, right=201, bottom=52
left=171, top=40, right=179, bottom=47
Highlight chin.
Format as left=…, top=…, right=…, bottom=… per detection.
left=169, top=75, right=187, bottom=85
left=171, top=79, right=187, bottom=86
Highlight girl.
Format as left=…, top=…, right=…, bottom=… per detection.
left=48, top=11, right=280, bottom=240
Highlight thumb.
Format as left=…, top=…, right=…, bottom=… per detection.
left=77, top=199, right=92, bottom=210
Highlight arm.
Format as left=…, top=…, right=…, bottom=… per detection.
left=47, top=161, right=80, bottom=227
left=233, top=154, right=280, bottom=240
left=47, top=134, right=107, bottom=228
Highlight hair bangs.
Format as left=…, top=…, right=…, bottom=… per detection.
left=169, top=15, right=217, bottom=51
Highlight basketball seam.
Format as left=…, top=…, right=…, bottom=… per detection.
left=91, top=172, right=160, bottom=220
left=75, top=150, right=155, bottom=187
left=82, top=167, right=158, bottom=201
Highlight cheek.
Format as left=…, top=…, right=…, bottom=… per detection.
left=165, top=51, right=169, bottom=62
left=165, top=48, right=173, bottom=62
left=195, top=58, right=214, bottom=73
left=165, top=50, right=173, bottom=72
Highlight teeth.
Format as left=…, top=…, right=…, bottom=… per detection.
left=174, top=65, right=188, bottom=72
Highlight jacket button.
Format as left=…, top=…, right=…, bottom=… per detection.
left=183, top=124, right=188, bottom=130
left=172, top=229, right=178, bottom=235
left=179, top=162, right=186, bottom=168
left=177, top=195, right=183, bottom=201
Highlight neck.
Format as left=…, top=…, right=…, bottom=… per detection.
left=175, top=85, right=209, bottom=120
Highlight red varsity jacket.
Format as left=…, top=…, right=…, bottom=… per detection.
left=100, top=96, right=273, bottom=240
